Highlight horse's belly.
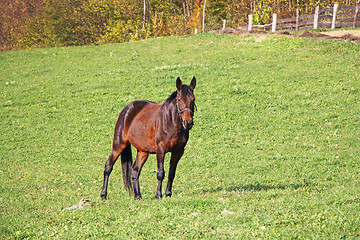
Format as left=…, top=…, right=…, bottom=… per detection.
left=129, top=134, right=157, bottom=153
left=126, top=110, right=158, bottom=154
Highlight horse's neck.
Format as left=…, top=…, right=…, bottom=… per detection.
left=164, top=100, right=183, bottom=131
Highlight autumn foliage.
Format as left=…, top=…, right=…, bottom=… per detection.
left=1, top=0, right=358, bottom=51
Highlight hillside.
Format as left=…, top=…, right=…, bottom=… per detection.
left=1, top=33, right=359, bottom=239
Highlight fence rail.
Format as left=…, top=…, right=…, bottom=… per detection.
left=222, top=3, right=360, bottom=32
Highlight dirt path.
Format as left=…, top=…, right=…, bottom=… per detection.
left=212, top=28, right=360, bottom=44
left=296, top=29, right=360, bottom=43
left=321, top=29, right=360, bottom=37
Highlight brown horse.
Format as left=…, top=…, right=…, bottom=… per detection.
left=101, top=77, right=197, bottom=200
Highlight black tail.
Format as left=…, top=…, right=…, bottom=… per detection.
left=121, top=143, right=133, bottom=196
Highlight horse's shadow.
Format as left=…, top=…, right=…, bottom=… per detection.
left=202, top=183, right=306, bottom=194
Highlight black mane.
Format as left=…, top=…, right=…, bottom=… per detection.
left=165, top=91, right=177, bottom=103
left=165, top=85, right=193, bottom=104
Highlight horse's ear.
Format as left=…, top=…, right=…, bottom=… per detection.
left=176, top=77, right=182, bottom=91
left=190, top=77, right=196, bottom=90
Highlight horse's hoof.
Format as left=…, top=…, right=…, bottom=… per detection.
left=155, top=193, right=162, bottom=199
left=134, top=195, right=142, bottom=200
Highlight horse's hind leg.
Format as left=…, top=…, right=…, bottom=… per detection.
left=100, top=141, right=128, bottom=200
left=132, top=151, right=149, bottom=200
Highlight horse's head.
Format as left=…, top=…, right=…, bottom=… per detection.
left=176, top=77, right=196, bottom=130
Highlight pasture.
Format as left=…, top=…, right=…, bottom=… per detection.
left=1, top=32, right=360, bottom=239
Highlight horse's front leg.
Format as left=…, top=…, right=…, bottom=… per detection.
left=155, top=149, right=166, bottom=199
left=165, top=149, right=184, bottom=197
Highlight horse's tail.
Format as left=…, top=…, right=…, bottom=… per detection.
left=121, top=143, right=133, bottom=196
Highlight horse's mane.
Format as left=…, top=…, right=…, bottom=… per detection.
left=165, top=91, right=177, bottom=103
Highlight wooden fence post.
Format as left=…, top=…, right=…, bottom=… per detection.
left=202, top=0, right=206, bottom=32
left=222, top=20, right=226, bottom=30
left=296, top=9, right=300, bottom=30
left=272, top=13, right=277, bottom=32
left=331, top=4, right=338, bottom=29
left=354, top=1, right=359, bottom=28
left=248, top=15, right=253, bottom=31
left=314, top=6, right=319, bottom=29
left=143, top=0, right=146, bottom=30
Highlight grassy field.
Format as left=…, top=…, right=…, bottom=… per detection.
left=1, top=32, right=360, bottom=239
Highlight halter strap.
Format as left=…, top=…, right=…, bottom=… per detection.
left=176, top=98, right=196, bottom=127
left=178, top=107, right=194, bottom=116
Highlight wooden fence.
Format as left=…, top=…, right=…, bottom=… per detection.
left=224, top=3, right=360, bottom=32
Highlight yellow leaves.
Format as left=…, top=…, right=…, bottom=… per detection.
left=2, top=0, right=360, bottom=50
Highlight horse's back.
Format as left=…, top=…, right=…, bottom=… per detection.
left=127, top=99, right=160, bottom=116
left=119, top=100, right=161, bottom=153
left=121, top=100, right=155, bottom=121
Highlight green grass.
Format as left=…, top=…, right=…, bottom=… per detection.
left=1, top=33, right=360, bottom=239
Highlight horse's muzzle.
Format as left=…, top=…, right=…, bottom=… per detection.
left=183, top=120, right=194, bottom=130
